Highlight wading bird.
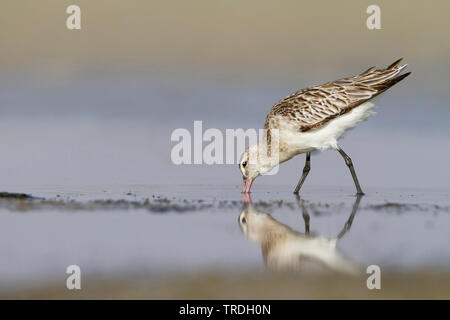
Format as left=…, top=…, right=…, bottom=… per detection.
left=239, top=59, right=410, bottom=194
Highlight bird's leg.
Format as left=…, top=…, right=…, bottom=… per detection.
left=302, top=204, right=310, bottom=235
left=337, top=146, right=365, bottom=195
left=295, top=194, right=310, bottom=235
left=293, top=152, right=311, bottom=194
left=337, top=195, right=362, bottom=239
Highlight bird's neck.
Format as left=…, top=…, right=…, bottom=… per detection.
left=256, top=141, right=296, bottom=169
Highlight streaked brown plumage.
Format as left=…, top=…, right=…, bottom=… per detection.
left=264, top=58, right=411, bottom=132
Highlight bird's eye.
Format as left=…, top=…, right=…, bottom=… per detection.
left=241, top=217, right=247, bottom=224
left=242, top=161, right=247, bottom=168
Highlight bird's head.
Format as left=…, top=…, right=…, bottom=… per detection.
left=239, top=142, right=278, bottom=193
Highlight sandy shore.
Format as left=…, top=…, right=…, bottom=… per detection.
left=3, top=270, right=450, bottom=299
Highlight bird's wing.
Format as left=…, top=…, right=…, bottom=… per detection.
left=264, top=58, right=411, bottom=132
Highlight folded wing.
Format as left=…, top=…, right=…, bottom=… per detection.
left=265, top=58, right=411, bottom=132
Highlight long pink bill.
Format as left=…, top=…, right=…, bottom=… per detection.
left=242, top=178, right=253, bottom=193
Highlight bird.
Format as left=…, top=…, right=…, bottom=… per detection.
left=238, top=194, right=361, bottom=274
left=239, top=58, right=411, bottom=194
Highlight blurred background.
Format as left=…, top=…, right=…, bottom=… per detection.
left=1, top=0, right=449, bottom=188
left=1, top=0, right=450, bottom=299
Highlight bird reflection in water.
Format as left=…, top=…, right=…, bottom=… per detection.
left=239, top=194, right=362, bottom=275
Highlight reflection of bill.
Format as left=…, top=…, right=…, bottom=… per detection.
left=239, top=195, right=362, bottom=275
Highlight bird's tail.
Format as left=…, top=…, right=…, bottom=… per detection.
left=371, top=58, right=411, bottom=94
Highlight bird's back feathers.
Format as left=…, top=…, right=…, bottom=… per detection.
left=264, top=59, right=411, bottom=132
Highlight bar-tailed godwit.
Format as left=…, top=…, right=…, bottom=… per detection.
left=239, top=59, right=410, bottom=194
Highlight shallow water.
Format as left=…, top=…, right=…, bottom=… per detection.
left=0, top=72, right=449, bottom=297
left=0, top=185, right=449, bottom=294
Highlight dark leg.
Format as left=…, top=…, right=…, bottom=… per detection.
left=295, top=194, right=310, bottom=235
left=337, top=146, right=365, bottom=195
left=337, top=195, right=362, bottom=239
left=302, top=204, right=310, bottom=235
left=293, top=152, right=311, bottom=194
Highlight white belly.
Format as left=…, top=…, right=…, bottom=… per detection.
left=279, top=101, right=375, bottom=158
